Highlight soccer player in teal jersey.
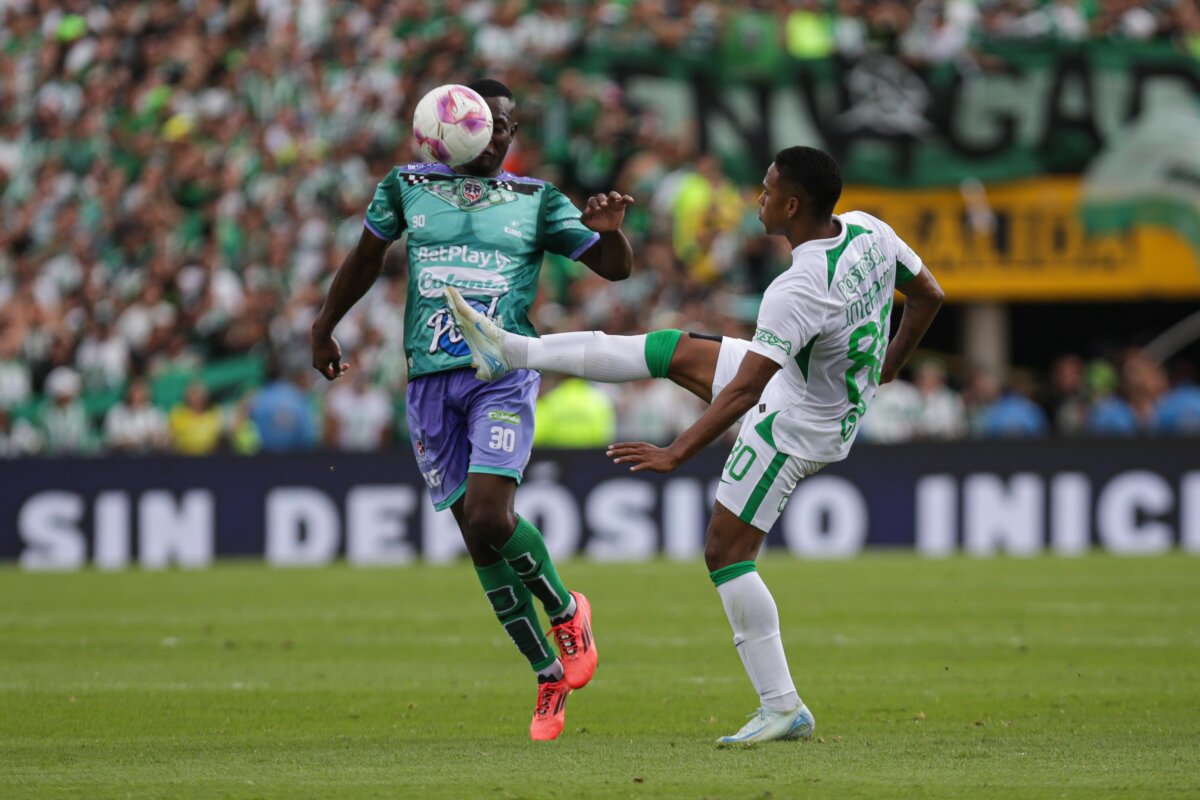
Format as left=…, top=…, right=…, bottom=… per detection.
left=310, top=79, right=635, bottom=741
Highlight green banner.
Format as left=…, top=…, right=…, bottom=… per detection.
left=582, top=42, right=1200, bottom=188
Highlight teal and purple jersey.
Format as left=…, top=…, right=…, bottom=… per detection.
left=364, top=162, right=599, bottom=380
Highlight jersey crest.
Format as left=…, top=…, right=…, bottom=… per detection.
left=399, top=171, right=544, bottom=212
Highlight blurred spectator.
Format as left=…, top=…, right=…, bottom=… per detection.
left=228, top=397, right=263, bottom=456
left=103, top=378, right=170, bottom=454
left=325, top=370, right=393, bottom=451
left=0, top=407, right=42, bottom=457
left=249, top=369, right=318, bottom=453
left=786, top=0, right=836, bottom=60
left=76, top=317, right=131, bottom=394
left=533, top=377, right=616, bottom=448
left=1121, top=349, right=1168, bottom=427
left=39, top=366, right=96, bottom=455
left=1083, top=359, right=1140, bottom=436
left=614, top=379, right=705, bottom=444
left=0, top=337, right=32, bottom=410
left=971, top=370, right=1050, bottom=438
left=912, top=359, right=967, bottom=440
left=859, top=379, right=921, bottom=443
left=1047, top=0, right=1090, bottom=41
left=1045, top=354, right=1089, bottom=436
left=1153, top=362, right=1200, bottom=435
left=169, top=381, right=223, bottom=456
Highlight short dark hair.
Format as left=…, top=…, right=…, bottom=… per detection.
left=468, top=79, right=514, bottom=101
left=773, top=146, right=842, bottom=218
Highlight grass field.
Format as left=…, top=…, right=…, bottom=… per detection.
left=1, top=555, right=1198, bottom=799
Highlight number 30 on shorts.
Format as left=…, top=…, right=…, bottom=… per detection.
left=488, top=425, right=516, bottom=452
left=723, top=437, right=757, bottom=480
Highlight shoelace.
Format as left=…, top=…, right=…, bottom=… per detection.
left=554, top=628, right=579, bottom=658
left=535, top=683, right=558, bottom=716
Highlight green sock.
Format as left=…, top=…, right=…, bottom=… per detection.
left=709, top=560, right=758, bottom=587
left=497, top=516, right=573, bottom=619
left=474, top=560, right=557, bottom=671
left=644, top=329, right=683, bottom=378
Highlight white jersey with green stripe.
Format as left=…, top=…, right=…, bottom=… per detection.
left=364, top=162, right=599, bottom=380
left=745, top=210, right=924, bottom=462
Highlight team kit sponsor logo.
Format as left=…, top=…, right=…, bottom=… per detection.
left=413, top=246, right=512, bottom=273
left=426, top=295, right=500, bottom=357
left=753, top=328, right=793, bottom=356
left=414, top=258, right=513, bottom=357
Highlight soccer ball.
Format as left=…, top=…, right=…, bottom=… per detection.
left=412, top=84, right=494, bottom=167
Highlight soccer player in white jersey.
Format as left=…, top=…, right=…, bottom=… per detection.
left=447, top=146, right=944, bottom=745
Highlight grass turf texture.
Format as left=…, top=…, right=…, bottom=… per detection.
left=1, top=555, right=1197, bottom=800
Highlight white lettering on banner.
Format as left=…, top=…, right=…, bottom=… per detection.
left=1097, top=471, right=1173, bottom=555
left=585, top=479, right=657, bottom=562
left=662, top=478, right=705, bottom=560
left=139, top=491, right=214, bottom=569
left=265, top=488, right=339, bottom=566
left=1051, top=474, right=1090, bottom=556
left=421, top=492, right=466, bottom=564
left=964, top=474, right=1043, bottom=556
left=1181, top=472, right=1200, bottom=553
left=347, top=486, right=417, bottom=566
left=94, top=491, right=130, bottom=570
left=19, top=492, right=85, bottom=571
left=515, top=481, right=581, bottom=559
left=781, top=476, right=867, bottom=558
left=915, top=475, right=956, bottom=557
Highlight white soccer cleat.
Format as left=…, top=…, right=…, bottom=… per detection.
left=715, top=703, right=815, bottom=747
left=444, top=286, right=512, bottom=381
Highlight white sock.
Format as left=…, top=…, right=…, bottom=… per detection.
left=505, top=331, right=651, bottom=382
left=716, top=571, right=801, bottom=712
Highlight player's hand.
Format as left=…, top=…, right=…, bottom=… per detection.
left=311, top=329, right=349, bottom=381
left=581, top=191, right=635, bottom=233
left=606, top=441, right=682, bottom=473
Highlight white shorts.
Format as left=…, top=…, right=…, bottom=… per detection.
left=714, top=377, right=827, bottom=533
left=712, top=337, right=752, bottom=399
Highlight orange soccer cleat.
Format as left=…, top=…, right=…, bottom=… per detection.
left=529, top=678, right=571, bottom=741
left=551, top=591, right=598, bottom=690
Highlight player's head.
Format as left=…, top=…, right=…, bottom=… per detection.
left=759, top=146, right=842, bottom=233
left=459, top=78, right=517, bottom=176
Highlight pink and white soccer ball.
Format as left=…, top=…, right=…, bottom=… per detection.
left=412, top=84, right=494, bottom=167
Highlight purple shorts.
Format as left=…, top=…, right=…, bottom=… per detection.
left=406, top=367, right=540, bottom=510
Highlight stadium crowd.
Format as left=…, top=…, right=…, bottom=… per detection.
left=1, top=0, right=1198, bottom=457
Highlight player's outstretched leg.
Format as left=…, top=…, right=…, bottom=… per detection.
left=497, top=516, right=598, bottom=691
left=446, top=286, right=705, bottom=393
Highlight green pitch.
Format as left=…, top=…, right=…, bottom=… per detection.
left=1, top=555, right=1197, bottom=799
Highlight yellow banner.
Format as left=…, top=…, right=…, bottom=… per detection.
left=840, top=178, right=1200, bottom=301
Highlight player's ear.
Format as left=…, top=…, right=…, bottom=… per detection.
left=509, top=121, right=519, bottom=138
left=786, top=195, right=801, bottom=218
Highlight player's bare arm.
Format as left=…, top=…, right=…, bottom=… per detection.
left=578, top=191, right=635, bottom=281
left=608, top=351, right=781, bottom=473
left=880, top=267, right=944, bottom=384
left=310, top=228, right=389, bottom=381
